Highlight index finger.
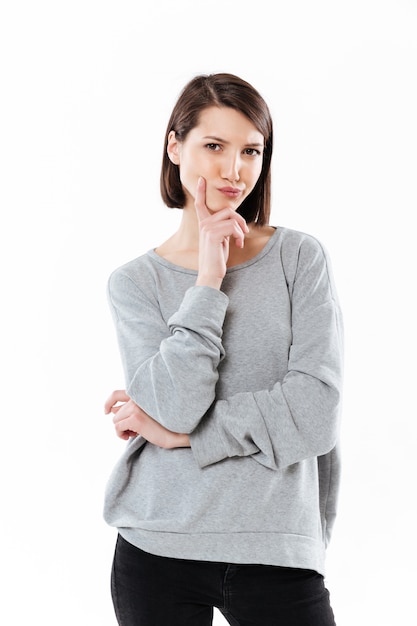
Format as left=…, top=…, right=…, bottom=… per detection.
left=194, top=177, right=211, bottom=222
left=104, top=389, right=130, bottom=414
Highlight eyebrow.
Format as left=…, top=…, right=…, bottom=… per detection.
left=202, top=135, right=264, bottom=148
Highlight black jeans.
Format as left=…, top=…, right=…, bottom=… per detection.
left=111, top=534, right=336, bottom=626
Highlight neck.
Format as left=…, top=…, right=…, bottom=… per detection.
left=154, top=206, right=274, bottom=270
left=154, top=208, right=200, bottom=269
left=176, top=206, right=200, bottom=248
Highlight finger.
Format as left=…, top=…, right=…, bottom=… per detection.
left=221, top=208, right=249, bottom=235
left=112, top=402, right=132, bottom=423
left=114, top=415, right=139, bottom=439
left=115, top=425, right=137, bottom=440
left=203, top=205, right=249, bottom=236
left=235, top=212, right=249, bottom=234
left=194, top=177, right=211, bottom=222
left=220, top=211, right=249, bottom=248
left=232, top=220, right=247, bottom=249
left=201, top=214, right=247, bottom=248
left=113, top=412, right=135, bottom=433
left=104, top=389, right=129, bottom=414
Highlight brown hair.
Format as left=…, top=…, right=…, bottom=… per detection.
left=160, top=73, right=273, bottom=226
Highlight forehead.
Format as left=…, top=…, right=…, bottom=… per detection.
left=191, top=106, right=264, bottom=143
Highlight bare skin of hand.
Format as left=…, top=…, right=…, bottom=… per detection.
left=105, top=390, right=190, bottom=449
left=195, top=176, right=249, bottom=288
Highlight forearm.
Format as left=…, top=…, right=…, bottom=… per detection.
left=190, top=298, right=344, bottom=470
left=190, top=373, right=342, bottom=469
left=109, top=273, right=229, bottom=433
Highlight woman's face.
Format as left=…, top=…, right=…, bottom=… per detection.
left=168, top=106, right=264, bottom=213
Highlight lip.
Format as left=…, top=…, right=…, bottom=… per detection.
left=217, top=186, right=243, bottom=198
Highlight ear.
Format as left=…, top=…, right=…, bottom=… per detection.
left=167, top=130, right=180, bottom=165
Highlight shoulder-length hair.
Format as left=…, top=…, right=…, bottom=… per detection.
left=160, top=73, right=273, bottom=226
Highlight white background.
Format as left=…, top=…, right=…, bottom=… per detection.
left=1, top=1, right=416, bottom=624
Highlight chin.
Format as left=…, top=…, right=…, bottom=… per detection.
left=206, top=198, right=241, bottom=213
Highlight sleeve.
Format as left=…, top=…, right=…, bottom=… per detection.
left=189, top=238, right=344, bottom=470
left=107, top=269, right=229, bottom=433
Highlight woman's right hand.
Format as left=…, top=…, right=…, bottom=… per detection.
left=105, top=390, right=190, bottom=448
left=194, top=177, right=249, bottom=288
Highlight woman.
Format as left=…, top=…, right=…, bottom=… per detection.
left=104, top=73, right=343, bottom=625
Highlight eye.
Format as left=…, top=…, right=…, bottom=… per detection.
left=243, top=148, right=262, bottom=157
left=205, top=143, right=222, bottom=152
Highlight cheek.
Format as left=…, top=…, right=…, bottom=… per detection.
left=179, top=155, right=212, bottom=191
left=253, top=162, right=263, bottom=183
left=179, top=169, right=199, bottom=195
left=245, top=164, right=263, bottom=194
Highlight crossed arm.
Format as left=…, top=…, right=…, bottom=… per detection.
left=105, top=177, right=247, bottom=449
left=104, top=182, right=343, bottom=467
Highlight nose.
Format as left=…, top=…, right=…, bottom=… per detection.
left=221, top=152, right=241, bottom=183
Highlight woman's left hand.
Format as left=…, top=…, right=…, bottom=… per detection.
left=105, top=390, right=191, bottom=449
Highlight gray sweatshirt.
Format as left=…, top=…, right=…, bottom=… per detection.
left=104, top=226, right=343, bottom=575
